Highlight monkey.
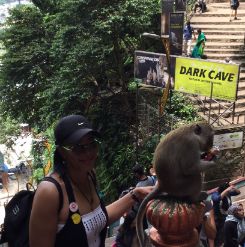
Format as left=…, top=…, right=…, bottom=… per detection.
left=136, top=122, right=217, bottom=247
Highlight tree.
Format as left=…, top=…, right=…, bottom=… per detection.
left=0, top=5, right=51, bottom=125
left=0, top=0, right=160, bottom=129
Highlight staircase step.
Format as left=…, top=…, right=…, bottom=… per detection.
left=194, top=13, right=245, bottom=17
left=199, top=113, right=244, bottom=126
left=191, top=17, right=245, bottom=24
left=203, top=42, right=244, bottom=49
left=192, top=24, right=245, bottom=31
left=193, top=97, right=245, bottom=111
left=205, top=48, right=245, bottom=54
left=193, top=9, right=245, bottom=16
left=238, top=90, right=245, bottom=98
left=205, top=53, right=245, bottom=60
left=203, top=36, right=245, bottom=42
left=238, top=78, right=245, bottom=84
left=208, top=2, right=245, bottom=9
left=205, top=34, right=245, bottom=39
left=203, top=30, right=245, bottom=35
left=204, top=108, right=245, bottom=119
left=239, top=73, right=245, bottom=80
left=188, top=2, right=245, bottom=126
left=199, top=57, right=245, bottom=65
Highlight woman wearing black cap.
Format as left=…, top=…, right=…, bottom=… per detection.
left=29, top=115, right=153, bottom=247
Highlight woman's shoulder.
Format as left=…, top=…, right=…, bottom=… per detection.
left=36, top=174, right=64, bottom=199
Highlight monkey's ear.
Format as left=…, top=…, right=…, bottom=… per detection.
left=194, top=124, right=202, bottom=135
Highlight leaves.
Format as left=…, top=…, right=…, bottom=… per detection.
left=0, top=0, right=199, bottom=201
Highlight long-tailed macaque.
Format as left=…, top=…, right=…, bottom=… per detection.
left=136, top=122, right=216, bottom=247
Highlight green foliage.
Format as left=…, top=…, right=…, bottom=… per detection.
left=166, top=91, right=200, bottom=121
left=31, top=124, right=56, bottom=183
left=0, top=5, right=50, bottom=126
left=137, top=134, right=159, bottom=168
left=0, top=0, right=160, bottom=130
left=0, top=115, right=20, bottom=148
left=42, top=126, right=56, bottom=167
left=90, top=93, right=137, bottom=201
left=128, top=81, right=138, bottom=91
left=97, top=143, right=136, bottom=203
left=32, top=167, right=44, bottom=183
left=31, top=139, right=45, bottom=170
left=187, top=0, right=197, bottom=13
left=32, top=0, right=61, bottom=13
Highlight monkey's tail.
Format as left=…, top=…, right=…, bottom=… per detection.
left=136, top=187, right=160, bottom=247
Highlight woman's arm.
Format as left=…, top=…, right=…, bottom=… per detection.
left=221, top=185, right=238, bottom=199
left=29, top=181, right=61, bottom=247
left=106, top=186, right=153, bottom=225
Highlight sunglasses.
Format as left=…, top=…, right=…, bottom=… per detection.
left=62, top=139, right=100, bottom=153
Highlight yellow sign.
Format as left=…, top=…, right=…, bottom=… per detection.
left=174, top=57, right=239, bottom=101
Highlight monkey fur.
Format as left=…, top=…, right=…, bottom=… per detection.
left=136, top=122, right=216, bottom=247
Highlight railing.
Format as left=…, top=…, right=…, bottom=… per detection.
left=193, top=95, right=242, bottom=126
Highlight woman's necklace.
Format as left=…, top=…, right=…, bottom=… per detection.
left=71, top=175, right=94, bottom=210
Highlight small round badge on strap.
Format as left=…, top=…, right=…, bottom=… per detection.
left=69, top=202, right=78, bottom=212
left=71, top=213, right=81, bottom=224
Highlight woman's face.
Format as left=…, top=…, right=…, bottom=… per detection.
left=61, top=134, right=99, bottom=172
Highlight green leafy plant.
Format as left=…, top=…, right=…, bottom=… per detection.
left=166, top=91, right=200, bottom=122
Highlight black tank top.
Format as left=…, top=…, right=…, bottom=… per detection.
left=55, top=175, right=108, bottom=247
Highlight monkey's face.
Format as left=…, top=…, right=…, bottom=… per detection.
left=195, top=123, right=214, bottom=152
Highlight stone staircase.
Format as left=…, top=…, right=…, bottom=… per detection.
left=190, top=1, right=245, bottom=126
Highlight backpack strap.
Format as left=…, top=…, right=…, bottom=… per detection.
left=62, top=175, right=76, bottom=204
left=42, top=177, right=64, bottom=212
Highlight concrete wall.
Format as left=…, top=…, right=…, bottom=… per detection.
left=204, top=124, right=245, bottom=190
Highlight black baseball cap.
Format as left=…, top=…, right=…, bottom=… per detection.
left=54, top=115, right=99, bottom=145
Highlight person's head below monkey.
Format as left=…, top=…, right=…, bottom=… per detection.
left=132, top=164, right=146, bottom=181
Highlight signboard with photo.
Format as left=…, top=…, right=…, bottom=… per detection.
left=169, top=12, right=184, bottom=55
left=134, top=51, right=175, bottom=88
left=214, top=132, right=243, bottom=150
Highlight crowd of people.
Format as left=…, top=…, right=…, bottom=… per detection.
left=114, top=164, right=156, bottom=247
left=0, top=114, right=244, bottom=247
left=113, top=176, right=244, bottom=247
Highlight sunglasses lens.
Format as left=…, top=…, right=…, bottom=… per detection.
left=73, top=141, right=98, bottom=153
